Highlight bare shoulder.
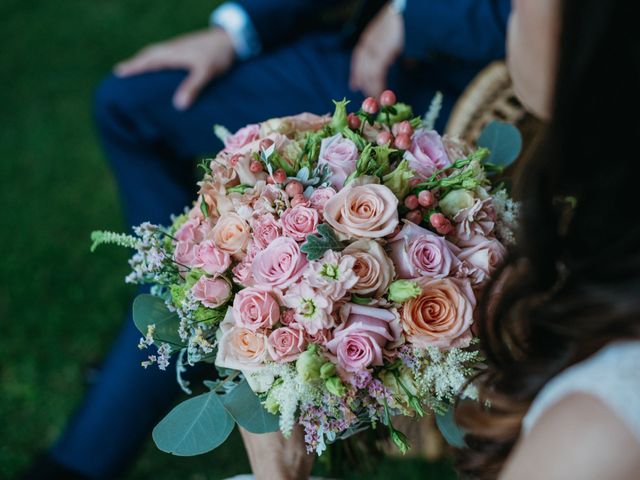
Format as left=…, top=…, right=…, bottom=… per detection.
left=500, top=393, right=640, bottom=480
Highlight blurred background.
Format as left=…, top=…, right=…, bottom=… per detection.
left=0, top=0, right=457, bottom=478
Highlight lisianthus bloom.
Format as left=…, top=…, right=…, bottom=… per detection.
left=453, top=197, right=497, bottom=242
left=283, top=282, right=334, bottom=334
left=191, top=276, right=232, bottom=308
left=326, top=303, right=403, bottom=373
left=400, top=277, right=475, bottom=349
left=280, top=205, right=319, bottom=242
left=232, top=287, right=280, bottom=331
left=252, top=237, right=307, bottom=290
left=224, top=123, right=260, bottom=152
left=388, top=222, right=460, bottom=279
left=309, top=187, right=336, bottom=212
left=317, top=133, right=359, bottom=189
left=342, top=239, right=395, bottom=297
left=251, top=214, right=282, bottom=250
left=457, top=234, right=507, bottom=285
left=267, top=325, right=307, bottom=363
left=323, top=183, right=399, bottom=238
left=304, top=250, right=358, bottom=301
left=403, top=129, right=451, bottom=179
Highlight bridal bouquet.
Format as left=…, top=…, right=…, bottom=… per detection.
left=92, top=90, right=520, bottom=456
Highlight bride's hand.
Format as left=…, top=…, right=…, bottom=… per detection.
left=239, top=426, right=315, bottom=480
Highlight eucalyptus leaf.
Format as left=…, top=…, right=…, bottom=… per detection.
left=477, top=121, right=522, bottom=168
left=221, top=379, right=280, bottom=434
left=435, top=404, right=466, bottom=448
left=133, top=294, right=184, bottom=347
left=300, top=224, right=345, bottom=261
left=152, top=391, right=235, bottom=456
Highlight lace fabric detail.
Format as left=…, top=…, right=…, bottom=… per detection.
left=522, top=341, right=640, bottom=442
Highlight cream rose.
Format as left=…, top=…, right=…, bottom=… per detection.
left=323, top=184, right=399, bottom=238
left=343, top=239, right=395, bottom=297
left=211, top=212, right=250, bottom=255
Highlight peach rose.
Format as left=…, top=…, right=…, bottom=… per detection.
left=343, top=239, right=395, bottom=297
left=211, top=212, right=250, bottom=256
left=401, top=277, right=476, bottom=349
left=216, top=325, right=269, bottom=372
left=323, top=184, right=399, bottom=238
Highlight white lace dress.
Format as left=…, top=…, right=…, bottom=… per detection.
left=522, top=340, right=640, bottom=442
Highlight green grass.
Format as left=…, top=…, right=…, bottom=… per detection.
left=0, top=1, right=457, bottom=478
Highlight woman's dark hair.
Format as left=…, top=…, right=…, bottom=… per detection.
left=456, top=0, right=640, bottom=477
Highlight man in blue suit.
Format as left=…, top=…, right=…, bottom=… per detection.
left=27, top=1, right=510, bottom=478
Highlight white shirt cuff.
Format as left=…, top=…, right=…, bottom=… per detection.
left=210, top=2, right=262, bottom=61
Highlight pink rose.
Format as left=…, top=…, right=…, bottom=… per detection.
left=388, top=222, right=460, bottom=279
left=309, top=187, right=336, bottom=212
left=305, top=328, right=333, bottom=345
left=280, top=205, right=319, bottom=242
left=326, top=304, right=403, bottom=373
left=175, top=218, right=205, bottom=244
left=174, top=241, right=198, bottom=267
left=232, top=241, right=260, bottom=287
left=191, top=276, right=232, bottom=308
left=317, top=133, right=359, bottom=189
left=404, top=129, right=451, bottom=179
left=401, top=277, right=476, bottom=349
left=267, top=326, right=307, bottom=363
left=323, top=184, right=399, bottom=239
left=252, top=214, right=282, bottom=250
left=224, top=124, right=260, bottom=152
left=232, top=287, right=280, bottom=331
left=457, top=235, right=507, bottom=285
left=342, top=239, right=395, bottom=297
left=252, top=237, right=307, bottom=290
left=212, top=212, right=250, bottom=256
left=195, top=240, right=231, bottom=276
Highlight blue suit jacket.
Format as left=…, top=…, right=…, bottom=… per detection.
left=236, top=0, right=510, bottom=65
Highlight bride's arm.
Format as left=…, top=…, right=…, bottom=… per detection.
left=500, top=394, right=640, bottom=480
left=239, top=426, right=315, bottom=480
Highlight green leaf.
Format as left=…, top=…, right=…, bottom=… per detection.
left=477, top=121, right=522, bottom=168
left=152, top=391, right=235, bottom=456
left=300, top=224, right=345, bottom=261
left=435, top=404, right=466, bottom=448
left=133, top=294, right=184, bottom=348
left=221, top=379, right=280, bottom=434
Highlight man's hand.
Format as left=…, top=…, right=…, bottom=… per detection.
left=115, top=29, right=235, bottom=110
left=350, top=4, right=404, bottom=97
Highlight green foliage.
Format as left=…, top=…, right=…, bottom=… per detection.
left=90, top=230, right=139, bottom=252
left=300, top=224, right=345, bottom=261
left=133, top=294, right=184, bottom=348
left=152, top=391, right=235, bottom=456
left=330, top=98, right=350, bottom=133
left=435, top=404, right=466, bottom=449
left=221, top=380, right=280, bottom=434
left=477, top=121, right=522, bottom=168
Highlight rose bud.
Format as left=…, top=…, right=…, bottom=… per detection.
left=430, top=212, right=453, bottom=235
left=347, top=112, right=361, bottom=130
left=418, top=190, right=436, bottom=208
left=405, top=210, right=423, bottom=224
left=380, top=89, right=397, bottom=107
left=285, top=180, right=304, bottom=197
left=404, top=194, right=419, bottom=210
left=376, top=130, right=394, bottom=146
left=272, top=168, right=287, bottom=183
left=260, top=138, right=274, bottom=150
left=249, top=159, right=263, bottom=173
left=394, top=133, right=412, bottom=150
left=362, top=96, right=379, bottom=114
left=396, top=120, right=413, bottom=136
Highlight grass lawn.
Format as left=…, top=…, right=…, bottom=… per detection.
left=0, top=1, right=457, bottom=478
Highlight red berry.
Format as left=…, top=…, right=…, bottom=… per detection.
left=285, top=180, right=304, bottom=197
left=396, top=120, right=413, bottom=136
left=249, top=160, right=263, bottom=173
left=394, top=133, right=412, bottom=150
left=260, top=138, right=274, bottom=151
left=380, top=89, right=397, bottom=107
left=229, top=154, right=242, bottom=167
left=405, top=210, right=423, bottom=225
left=272, top=169, right=287, bottom=184
left=418, top=190, right=436, bottom=208
left=404, top=194, right=419, bottom=210
left=347, top=112, right=361, bottom=130
left=362, top=97, right=379, bottom=115
left=376, top=131, right=394, bottom=146
left=430, top=213, right=453, bottom=235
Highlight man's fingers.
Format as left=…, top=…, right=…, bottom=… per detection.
left=115, top=48, right=174, bottom=77
left=172, top=68, right=212, bottom=110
